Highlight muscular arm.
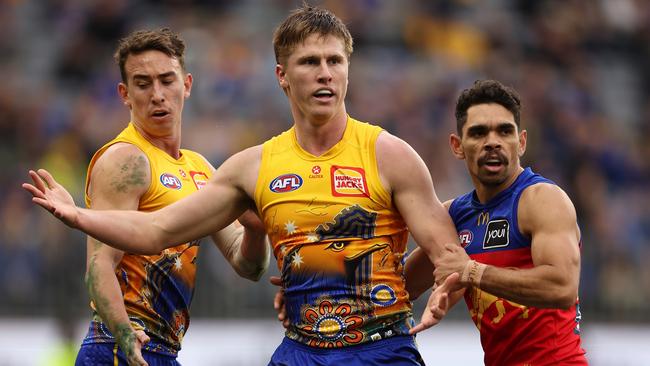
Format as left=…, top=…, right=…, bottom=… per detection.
left=25, top=146, right=261, bottom=255
left=85, top=143, right=150, bottom=362
left=376, top=132, right=459, bottom=271
left=477, top=183, right=581, bottom=308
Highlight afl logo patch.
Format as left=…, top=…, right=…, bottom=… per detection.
left=459, top=229, right=473, bottom=248
left=270, top=174, right=303, bottom=193
left=160, top=173, right=182, bottom=190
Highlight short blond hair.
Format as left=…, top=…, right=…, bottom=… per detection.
left=273, top=5, right=353, bottom=66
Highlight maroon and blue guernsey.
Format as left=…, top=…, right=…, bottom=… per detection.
left=449, top=168, right=587, bottom=366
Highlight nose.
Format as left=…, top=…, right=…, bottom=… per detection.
left=317, top=60, right=333, bottom=83
left=151, top=81, right=165, bottom=104
left=484, top=131, right=502, bottom=151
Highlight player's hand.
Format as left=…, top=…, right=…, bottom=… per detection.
left=118, top=327, right=150, bottom=366
left=433, top=243, right=471, bottom=289
left=22, top=169, right=80, bottom=228
left=409, top=272, right=460, bottom=334
left=270, top=276, right=289, bottom=329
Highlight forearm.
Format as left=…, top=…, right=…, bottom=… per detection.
left=219, top=226, right=269, bottom=281
left=473, top=264, right=578, bottom=308
left=238, top=227, right=270, bottom=280
left=77, top=208, right=165, bottom=254
left=85, top=256, right=138, bottom=349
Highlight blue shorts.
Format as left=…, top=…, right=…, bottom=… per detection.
left=76, top=343, right=181, bottom=366
left=269, top=336, right=425, bottom=366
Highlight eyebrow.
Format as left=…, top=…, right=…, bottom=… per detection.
left=466, top=121, right=515, bottom=134
left=132, top=71, right=176, bottom=80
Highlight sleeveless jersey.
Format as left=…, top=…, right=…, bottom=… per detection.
left=81, top=122, right=212, bottom=356
left=449, top=168, right=587, bottom=365
left=254, top=117, right=412, bottom=348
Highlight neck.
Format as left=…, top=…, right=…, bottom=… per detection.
left=474, top=166, right=524, bottom=203
left=131, top=121, right=182, bottom=159
left=293, top=109, right=348, bottom=156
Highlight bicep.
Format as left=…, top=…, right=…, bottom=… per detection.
left=377, top=133, right=458, bottom=258
left=86, top=144, right=150, bottom=265
left=151, top=148, right=258, bottom=243
left=521, top=185, right=580, bottom=275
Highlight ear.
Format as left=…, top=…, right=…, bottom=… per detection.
left=449, top=133, right=465, bottom=160
left=518, top=129, right=527, bottom=157
left=117, top=83, right=131, bottom=109
left=184, top=73, right=193, bottom=98
left=275, top=64, right=288, bottom=89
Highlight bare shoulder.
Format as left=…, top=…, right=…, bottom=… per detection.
left=518, top=182, right=577, bottom=234
left=442, top=199, right=453, bottom=211
left=376, top=131, right=429, bottom=191
left=89, top=142, right=150, bottom=200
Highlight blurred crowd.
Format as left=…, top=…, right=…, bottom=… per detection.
left=1, top=0, right=649, bottom=325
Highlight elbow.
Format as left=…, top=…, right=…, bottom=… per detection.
left=557, top=287, right=579, bottom=309
left=544, top=284, right=578, bottom=309
left=235, top=265, right=267, bottom=282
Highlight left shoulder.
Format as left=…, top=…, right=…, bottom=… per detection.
left=376, top=131, right=430, bottom=192
left=519, top=182, right=577, bottom=233
left=376, top=130, right=418, bottom=157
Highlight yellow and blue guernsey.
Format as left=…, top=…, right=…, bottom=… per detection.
left=82, top=122, right=211, bottom=357
left=255, top=117, right=412, bottom=348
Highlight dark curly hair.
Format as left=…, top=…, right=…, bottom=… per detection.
left=455, top=80, right=521, bottom=135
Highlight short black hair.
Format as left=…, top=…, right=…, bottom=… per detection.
left=455, top=79, right=521, bottom=135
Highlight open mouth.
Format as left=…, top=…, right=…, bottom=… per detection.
left=479, top=155, right=507, bottom=171
left=152, top=110, right=169, bottom=118
left=313, top=88, right=334, bottom=100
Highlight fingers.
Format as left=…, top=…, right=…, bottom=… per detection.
left=28, top=170, right=47, bottom=192
left=269, top=276, right=282, bottom=286
left=135, top=330, right=150, bottom=345
left=22, top=183, right=45, bottom=199
left=429, top=293, right=449, bottom=319
left=444, top=243, right=459, bottom=252
left=409, top=319, right=433, bottom=335
left=36, top=169, right=58, bottom=188
left=439, top=272, right=460, bottom=291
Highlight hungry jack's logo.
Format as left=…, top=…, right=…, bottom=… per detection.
left=190, top=171, right=209, bottom=190
left=330, top=166, right=369, bottom=197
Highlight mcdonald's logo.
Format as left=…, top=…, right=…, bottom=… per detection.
left=477, top=212, right=490, bottom=226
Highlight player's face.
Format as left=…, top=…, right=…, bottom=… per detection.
left=275, top=33, right=349, bottom=126
left=451, top=103, right=526, bottom=190
left=118, top=50, right=192, bottom=137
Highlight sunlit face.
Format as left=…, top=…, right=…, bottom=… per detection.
left=450, top=103, right=526, bottom=189
left=275, top=33, right=349, bottom=125
left=118, top=50, right=192, bottom=137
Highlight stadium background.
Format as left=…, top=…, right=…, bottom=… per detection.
left=1, top=0, right=649, bottom=364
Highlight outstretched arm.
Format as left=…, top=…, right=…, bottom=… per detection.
left=434, top=183, right=581, bottom=308
left=23, top=147, right=259, bottom=255
left=376, top=133, right=460, bottom=266
left=375, top=132, right=461, bottom=333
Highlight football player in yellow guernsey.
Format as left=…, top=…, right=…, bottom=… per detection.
left=24, top=6, right=459, bottom=366
left=45, top=29, right=269, bottom=366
